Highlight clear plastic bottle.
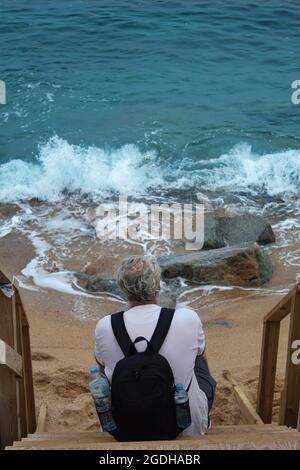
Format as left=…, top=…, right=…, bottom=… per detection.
left=89, top=366, right=117, bottom=433
left=174, top=383, right=191, bottom=429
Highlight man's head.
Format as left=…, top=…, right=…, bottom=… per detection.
left=116, top=256, right=161, bottom=305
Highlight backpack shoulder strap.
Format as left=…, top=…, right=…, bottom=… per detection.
left=111, top=311, right=134, bottom=357
left=111, top=307, right=175, bottom=356
left=150, top=307, right=175, bottom=353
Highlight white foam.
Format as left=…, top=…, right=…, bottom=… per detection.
left=46, top=93, right=54, bottom=102
left=1, top=139, right=300, bottom=203
left=19, top=225, right=125, bottom=302
left=177, top=284, right=289, bottom=309
left=0, top=136, right=163, bottom=202
left=0, top=215, right=22, bottom=238
left=192, top=143, right=300, bottom=195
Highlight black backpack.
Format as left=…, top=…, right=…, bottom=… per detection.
left=110, top=307, right=180, bottom=441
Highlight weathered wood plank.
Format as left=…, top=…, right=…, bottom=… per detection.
left=11, top=293, right=21, bottom=441
left=223, top=371, right=263, bottom=425
left=279, top=293, right=300, bottom=428
left=0, top=367, right=18, bottom=450
left=36, top=404, right=47, bottom=433
left=264, top=287, right=295, bottom=322
left=0, top=282, right=19, bottom=449
left=0, top=272, right=36, bottom=447
left=16, top=301, right=28, bottom=438
left=8, top=431, right=300, bottom=450
left=0, top=286, right=14, bottom=347
left=257, top=321, right=280, bottom=423
left=17, top=294, right=36, bottom=434
left=0, top=339, right=22, bottom=377
left=24, top=425, right=291, bottom=440
left=0, top=269, right=11, bottom=284
left=264, top=300, right=292, bottom=322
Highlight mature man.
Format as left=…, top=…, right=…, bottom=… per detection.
left=95, top=256, right=216, bottom=436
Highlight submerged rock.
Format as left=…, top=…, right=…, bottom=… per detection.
left=0, top=203, right=20, bottom=219
left=75, top=272, right=122, bottom=296
left=158, top=243, right=273, bottom=287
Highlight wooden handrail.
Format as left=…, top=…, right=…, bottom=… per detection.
left=257, top=283, right=300, bottom=428
left=0, top=269, right=36, bottom=449
left=0, top=338, right=23, bottom=377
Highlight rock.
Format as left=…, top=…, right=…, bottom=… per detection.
left=158, top=243, right=273, bottom=287
left=75, top=241, right=273, bottom=298
left=28, top=197, right=44, bottom=207
left=75, top=272, right=122, bottom=296
left=203, top=214, right=224, bottom=249
left=218, top=214, right=275, bottom=246
left=0, top=203, right=20, bottom=219
left=202, top=214, right=275, bottom=249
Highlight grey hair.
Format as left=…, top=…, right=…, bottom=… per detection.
left=116, top=256, right=161, bottom=303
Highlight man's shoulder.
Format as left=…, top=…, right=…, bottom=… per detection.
left=95, top=309, right=128, bottom=333
left=95, top=314, right=113, bottom=334
left=174, top=306, right=201, bottom=324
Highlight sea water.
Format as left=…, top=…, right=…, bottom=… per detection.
left=0, top=0, right=300, bottom=301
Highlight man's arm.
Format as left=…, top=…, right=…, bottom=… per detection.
left=198, top=347, right=206, bottom=357
left=196, top=313, right=206, bottom=356
left=95, top=318, right=106, bottom=373
left=95, top=354, right=105, bottom=373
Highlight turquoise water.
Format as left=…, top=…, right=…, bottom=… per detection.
left=0, top=0, right=300, bottom=201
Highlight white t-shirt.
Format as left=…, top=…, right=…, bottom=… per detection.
left=95, top=304, right=208, bottom=436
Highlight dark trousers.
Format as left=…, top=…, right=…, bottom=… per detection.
left=194, top=355, right=216, bottom=412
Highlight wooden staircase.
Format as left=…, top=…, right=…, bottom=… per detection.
left=6, top=425, right=300, bottom=450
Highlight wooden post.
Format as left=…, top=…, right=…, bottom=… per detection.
left=20, top=304, right=36, bottom=433
left=0, top=283, right=18, bottom=449
left=36, top=404, right=48, bottom=433
left=257, top=321, right=280, bottom=423
left=12, top=294, right=21, bottom=441
left=16, top=302, right=28, bottom=437
left=279, top=293, right=300, bottom=427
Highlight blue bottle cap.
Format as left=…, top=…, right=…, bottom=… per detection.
left=176, top=383, right=184, bottom=390
left=90, top=367, right=98, bottom=374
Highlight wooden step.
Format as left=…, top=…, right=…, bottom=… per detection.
left=6, top=425, right=300, bottom=450
left=24, top=425, right=293, bottom=441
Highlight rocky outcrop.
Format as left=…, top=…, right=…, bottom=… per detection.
left=75, top=242, right=273, bottom=296
left=158, top=243, right=273, bottom=287
left=203, top=214, right=275, bottom=249
left=75, top=212, right=275, bottom=295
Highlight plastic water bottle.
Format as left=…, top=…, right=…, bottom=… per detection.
left=89, top=367, right=117, bottom=433
left=174, top=383, right=191, bottom=429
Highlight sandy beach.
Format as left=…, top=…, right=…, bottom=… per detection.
left=0, top=224, right=294, bottom=433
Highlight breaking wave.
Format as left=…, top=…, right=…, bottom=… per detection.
left=1, top=137, right=300, bottom=202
